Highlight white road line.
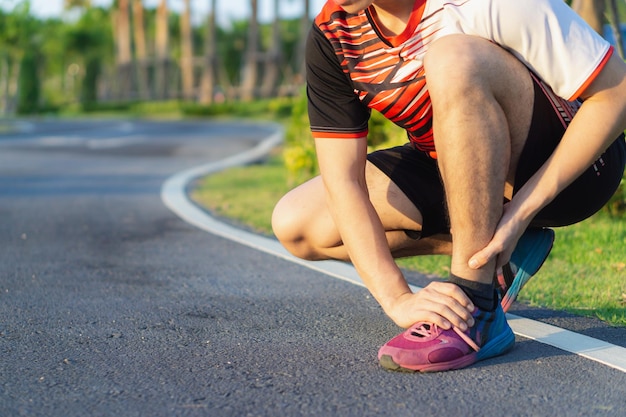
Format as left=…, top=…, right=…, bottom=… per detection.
left=86, top=135, right=145, bottom=149
left=160, top=128, right=626, bottom=374
left=0, top=134, right=146, bottom=149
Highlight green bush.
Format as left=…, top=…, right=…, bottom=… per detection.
left=80, top=56, right=101, bottom=107
left=282, top=88, right=317, bottom=185
left=81, top=101, right=135, bottom=113
left=17, top=50, right=40, bottom=114
left=282, top=89, right=407, bottom=184
left=181, top=102, right=236, bottom=117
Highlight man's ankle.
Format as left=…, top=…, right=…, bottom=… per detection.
left=448, top=273, right=497, bottom=311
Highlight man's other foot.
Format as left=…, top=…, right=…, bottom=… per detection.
left=497, top=228, right=555, bottom=312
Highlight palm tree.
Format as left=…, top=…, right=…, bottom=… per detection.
left=133, top=0, right=149, bottom=99
left=0, top=4, right=35, bottom=114
left=260, top=0, right=282, bottom=97
left=571, top=0, right=624, bottom=59
left=240, top=0, right=259, bottom=101
left=571, top=0, right=605, bottom=34
left=607, top=0, right=624, bottom=58
left=113, top=0, right=132, bottom=99
left=155, top=0, right=170, bottom=99
left=200, top=0, right=218, bottom=104
left=297, top=0, right=311, bottom=80
left=180, top=0, right=195, bottom=100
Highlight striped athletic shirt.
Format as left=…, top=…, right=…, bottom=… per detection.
left=306, top=0, right=613, bottom=156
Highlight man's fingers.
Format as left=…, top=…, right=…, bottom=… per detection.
left=468, top=248, right=493, bottom=269
left=420, top=283, right=476, bottom=329
left=428, top=281, right=473, bottom=309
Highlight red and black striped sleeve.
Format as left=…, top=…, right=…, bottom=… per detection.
left=306, top=23, right=370, bottom=139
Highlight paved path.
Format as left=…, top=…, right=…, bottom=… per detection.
left=1, top=119, right=625, bottom=417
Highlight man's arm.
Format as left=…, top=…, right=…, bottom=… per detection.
left=515, top=53, right=626, bottom=217
left=315, top=137, right=475, bottom=329
left=470, top=53, right=626, bottom=269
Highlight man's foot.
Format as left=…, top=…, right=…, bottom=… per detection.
left=378, top=304, right=514, bottom=372
left=497, top=228, right=555, bottom=312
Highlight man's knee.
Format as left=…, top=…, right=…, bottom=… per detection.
left=425, top=35, right=533, bottom=154
left=426, top=35, right=532, bottom=99
left=271, top=194, right=318, bottom=260
left=424, top=35, right=486, bottom=94
left=271, top=195, right=304, bottom=252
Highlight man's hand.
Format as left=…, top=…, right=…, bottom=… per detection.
left=384, top=281, right=476, bottom=330
left=468, top=202, right=529, bottom=272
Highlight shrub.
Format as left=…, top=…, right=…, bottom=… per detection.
left=282, top=88, right=317, bottom=185
left=282, top=89, right=407, bottom=184
left=81, top=56, right=101, bottom=107
left=17, top=50, right=40, bottom=114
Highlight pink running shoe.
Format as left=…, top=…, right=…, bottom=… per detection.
left=378, top=305, right=514, bottom=372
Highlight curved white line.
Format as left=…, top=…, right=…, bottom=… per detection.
left=160, top=127, right=626, bottom=374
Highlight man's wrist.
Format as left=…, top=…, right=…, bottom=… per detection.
left=376, top=284, right=411, bottom=317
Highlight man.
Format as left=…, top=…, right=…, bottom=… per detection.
left=272, top=0, right=626, bottom=372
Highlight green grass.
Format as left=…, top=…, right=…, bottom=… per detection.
left=191, top=154, right=289, bottom=235
left=192, top=153, right=626, bottom=327
left=524, top=217, right=626, bottom=325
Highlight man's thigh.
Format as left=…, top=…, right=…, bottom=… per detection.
left=526, top=134, right=626, bottom=227
left=271, top=160, right=426, bottom=249
left=367, top=144, right=448, bottom=237
left=513, top=76, right=626, bottom=226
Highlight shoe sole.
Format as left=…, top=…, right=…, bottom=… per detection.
left=379, top=324, right=515, bottom=373
left=501, top=228, right=555, bottom=312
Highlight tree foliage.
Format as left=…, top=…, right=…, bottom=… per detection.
left=0, top=1, right=311, bottom=114
left=17, top=49, right=40, bottom=114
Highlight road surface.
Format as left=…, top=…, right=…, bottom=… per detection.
left=1, top=119, right=625, bottom=417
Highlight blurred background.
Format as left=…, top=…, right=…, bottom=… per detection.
left=0, top=0, right=624, bottom=117
left=0, top=0, right=326, bottom=116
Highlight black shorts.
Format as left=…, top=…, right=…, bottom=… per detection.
left=367, top=80, right=626, bottom=238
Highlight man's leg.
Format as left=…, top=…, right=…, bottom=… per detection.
left=424, top=35, right=534, bottom=291
left=379, top=40, right=535, bottom=371
left=272, top=161, right=452, bottom=261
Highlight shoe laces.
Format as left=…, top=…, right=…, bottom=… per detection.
left=410, top=323, right=481, bottom=352
left=410, top=323, right=436, bottom=338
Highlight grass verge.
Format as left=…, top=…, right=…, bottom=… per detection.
left=192, top=153, right=626, bottom=327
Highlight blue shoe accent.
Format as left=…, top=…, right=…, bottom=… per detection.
left=475, top=304, right=515, bottom=361
left=500, top=228, right=555, bottom=312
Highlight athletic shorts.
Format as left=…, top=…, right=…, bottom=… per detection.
left=367, top=78, right=626, bottom=238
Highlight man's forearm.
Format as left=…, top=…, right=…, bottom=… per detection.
left=322, top=178, right=411, bottom=312
left=510, top=55, right=626, bottom=222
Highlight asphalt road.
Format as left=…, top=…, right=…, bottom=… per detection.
left=0, top=119, right=625, bottom=417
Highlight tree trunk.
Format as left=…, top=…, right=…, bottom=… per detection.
left=180, top=0, right=195, bottom=100
left=7, top=58, right=21, bottom=114
left=240, top=0, right=259, bottom=101
left=113, top=0, right=133, bottom=100
left=0, top=57, right=8, bottom=115
left=155, top=0, right=170, bottom=99
left=260, top=0, right=282, bottom=98
left=571, top=0, right=605, bottom=34
left=297, top=0, right=311, bottom=82
left=607, top=0, right=624, bottom=58
left=133, top=0, right=149, bottom=99
left=200, top=0, right=218, bottom=104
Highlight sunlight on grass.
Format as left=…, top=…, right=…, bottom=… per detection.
left=191, top=155, right=289, bottom=236
left=521, top=216, right=626, bottom=325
